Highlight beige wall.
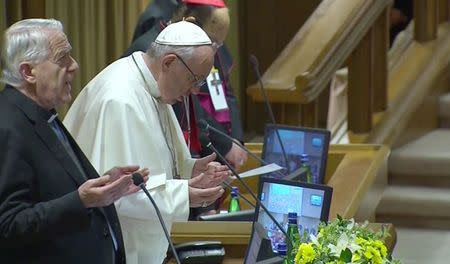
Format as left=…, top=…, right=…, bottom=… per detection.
left=0, top=0, right=144, bottom=116
left=224, top=0, right=242, bottom=110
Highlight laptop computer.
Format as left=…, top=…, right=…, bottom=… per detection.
left=244, top=176, right=333, bottom=264
left=261, top=124, right=330, bottom=184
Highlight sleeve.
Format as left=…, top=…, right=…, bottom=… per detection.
left=203, top=114, right=234, bottom=155
left=219, top=45, right=245, bottom=143
left=225, top=93, right=245, bottom=143
left=0, top=130, right=91, bottom=248
left=85, top=98, right=190, bottom=222
left=190, top=95, right=233, bottom=157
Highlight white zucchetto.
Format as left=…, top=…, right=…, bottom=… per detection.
left=155, top=21, right=212, bottom=46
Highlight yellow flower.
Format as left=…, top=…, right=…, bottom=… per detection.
left=364, top=246, right=374, bottom=258
left=356, top=237, right=367, bottom=245
left=364, top=246, right=382, bottom=264
left=295, top=243, right=316, bottom=264
left=319, top=228, right=325, bottom=236
left=352, top=250, right=362, bottom=262
left=373, top=240, right=388, bottom=257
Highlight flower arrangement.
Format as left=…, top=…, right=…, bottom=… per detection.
left=293, top=216, right=402, bottom=264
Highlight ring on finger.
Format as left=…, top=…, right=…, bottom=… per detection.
left=202, top=201, right=208, bottom=208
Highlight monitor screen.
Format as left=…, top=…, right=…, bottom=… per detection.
left=244, top=177, right=332, bottom=263
left=261, top=124, right=330, bottom=184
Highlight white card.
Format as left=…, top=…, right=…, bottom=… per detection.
left=231, top=163, right=284, bottom=179
left=206, top=67, right=229, bottom=112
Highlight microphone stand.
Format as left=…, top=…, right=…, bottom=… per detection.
left=201, top=139, right=292, bottom=248
left=132, top=173, right=181, bottom=264
left=250, top=55, right=290, bottom=174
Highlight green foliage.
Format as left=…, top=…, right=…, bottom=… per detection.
left=293, top=216, right=402, bottom=264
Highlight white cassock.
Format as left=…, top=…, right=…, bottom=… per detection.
left=64, top=51, right=196, bottom=264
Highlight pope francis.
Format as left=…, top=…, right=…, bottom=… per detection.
left=64, top=21, right=231, bottom=264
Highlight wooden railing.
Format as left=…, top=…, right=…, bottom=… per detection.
left=247, top=0, right=392, bottom=127
left=246, top=0, right=450, bottom=141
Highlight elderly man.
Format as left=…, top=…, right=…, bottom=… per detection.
left=0, top=19, right=147, bottom=264
left=124, top=0, right=247, bottom=171
left=64, top=21, right=231, bottom=264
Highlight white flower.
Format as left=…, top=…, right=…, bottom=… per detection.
left=310, top=233, right=319, bottom=245
left=346, top=219, right=355, bottom=230
left=328, top=233, right=349, bottom=257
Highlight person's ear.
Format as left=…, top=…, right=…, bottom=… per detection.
left=161, top=54, right=177, bottom=73
left=19, top=62, right=37, bottom=84
left=184, top=16, right=197, bottom=24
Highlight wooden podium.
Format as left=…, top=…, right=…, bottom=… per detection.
left=170, top=144, right=394, bottom=263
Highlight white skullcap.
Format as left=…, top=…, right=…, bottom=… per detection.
left=155, top=21, right=212, bottom=46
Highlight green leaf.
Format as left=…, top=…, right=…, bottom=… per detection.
left=339, top=248, right=352, bottom=262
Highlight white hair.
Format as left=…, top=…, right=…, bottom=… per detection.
left=146, top=42, right=197, bottom=61
left=1, top=18, right=64, bottom=87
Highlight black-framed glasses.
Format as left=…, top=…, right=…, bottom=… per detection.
left=173, top=53, right=206, bottom=88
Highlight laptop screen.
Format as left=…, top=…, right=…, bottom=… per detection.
left=261, top=124, right=330, bottom=184
left=244, top=177, right=332, bottom=263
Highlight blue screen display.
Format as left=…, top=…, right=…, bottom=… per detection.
left=310, top=194, right=323, bottom=206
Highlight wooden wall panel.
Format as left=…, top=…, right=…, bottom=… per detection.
left=239, top=0, right=322, bottom=134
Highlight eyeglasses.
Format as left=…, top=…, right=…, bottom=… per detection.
left=173, top=53, right=206, bottom=88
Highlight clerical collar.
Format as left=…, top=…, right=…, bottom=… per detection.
left=131, top=52, right=161, bottom=100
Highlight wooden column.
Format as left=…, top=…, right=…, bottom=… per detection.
left=300, top=101, right=319, bottom=128
left=372, top=7, right=389, bottom=113
left=317, top=86, right=330, bottom=129
left=280, top=103, right=301, bottom=127
left=414, top=0, right=438, bottom=42
left=438, top=0, right=449, bottom=23
left=348, top=30, right=373, bottom=134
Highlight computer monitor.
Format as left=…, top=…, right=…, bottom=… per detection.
left=261, top=124, right=330, bottom=184
left=244, top=177, right=333, bottom=263
left=199, top=169, right=308, bottom=223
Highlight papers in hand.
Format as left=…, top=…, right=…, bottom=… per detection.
left=232, top=163, right=283, bottom=179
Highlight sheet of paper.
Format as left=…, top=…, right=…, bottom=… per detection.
left=232, top=163, right=283, bottom=179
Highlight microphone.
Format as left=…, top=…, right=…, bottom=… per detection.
left=198, top=134, right=293, bottom=247
left=249, top=55, right=290, bottom=174
left=198, top=119, right=285, bottom=178
left=132, top=173, right=181, bottom=264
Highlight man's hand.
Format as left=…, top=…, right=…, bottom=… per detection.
left=188, top=165, right=230, bottom=189
left=225, top=142, right=248, bottom=171
left=78, top=174, right=132, bottom=208
left=125, top=168, right=150, bottom=196
left=192, top=153, right=229, bottom=177
left=188, top=185, right=224, bottom=208
left=78, top=165, right=148, bottom=208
